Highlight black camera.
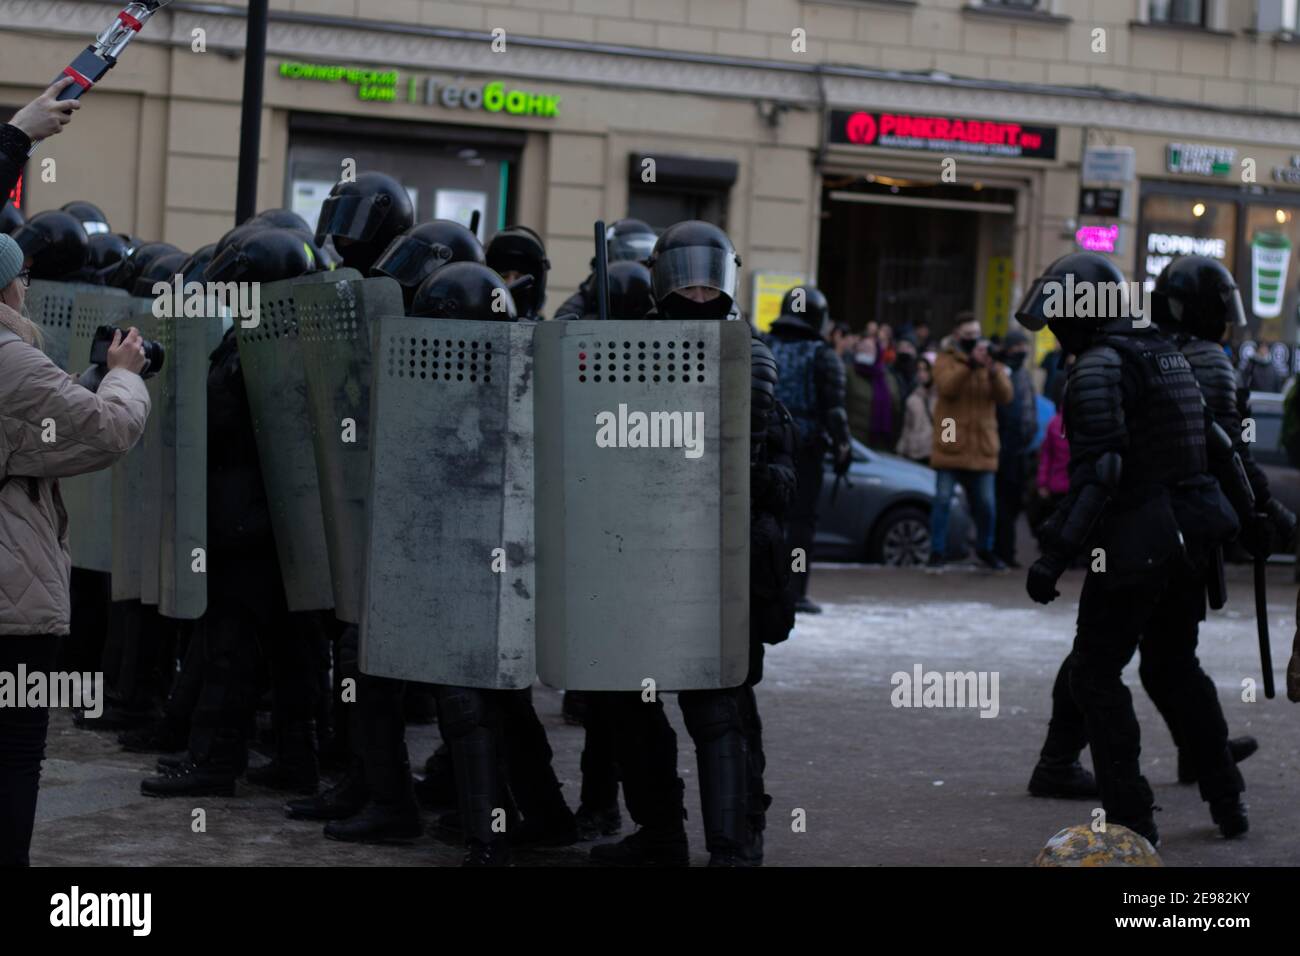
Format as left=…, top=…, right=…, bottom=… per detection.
left=76, top=325, right=165, bottom=392
left=89, top=325, right=165, bottom=379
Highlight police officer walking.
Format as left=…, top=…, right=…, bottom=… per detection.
left=765, top=286, right=850, bottom=614
left=1018, top=252, right=1254, bottom=845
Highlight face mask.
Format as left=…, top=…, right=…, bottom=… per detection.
left=958, top=337, right=977, bottom=354
left=661, top=292, right=729, bottom=321
left=1005, top=352, right=1026, bottom=370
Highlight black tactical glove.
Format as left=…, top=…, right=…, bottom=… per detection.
left=1266, top=498, right=1297, bottom=553
left=1026, top=555, right=1065, bottom=605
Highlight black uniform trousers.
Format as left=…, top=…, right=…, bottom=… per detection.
left=1044, top=560, right=1242, bottom=823
left=586, top=639, right=768, bottom=854
left=786, top=445, right=824, bottom=602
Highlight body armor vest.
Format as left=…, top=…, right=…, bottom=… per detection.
left=768, top=337, right=823, bottom=443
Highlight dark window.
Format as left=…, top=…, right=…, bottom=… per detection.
left=982, top=0, right=1041, bottom=8
left=626, top=154, right=736, bottom=232
left=1148, top=0, right=1205, bottom=26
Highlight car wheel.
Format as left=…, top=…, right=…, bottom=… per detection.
left=869, top=505, right=931, bottom=567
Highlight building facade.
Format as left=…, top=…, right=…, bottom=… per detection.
left=4, top=0, right=1300, bottom=361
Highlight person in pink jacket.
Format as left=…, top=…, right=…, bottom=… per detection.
left=1032, top=408, right=1070, bottom=543
left=0, top=233, right=150, bottom=865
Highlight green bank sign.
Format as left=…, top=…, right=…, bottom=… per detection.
left=278, top=61, right=560, bottom=117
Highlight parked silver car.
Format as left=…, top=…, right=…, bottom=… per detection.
left=813, top=439, right=974, bottom=565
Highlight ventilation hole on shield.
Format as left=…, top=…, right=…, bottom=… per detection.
left=668, top=341, right=675, bottom=349
left=458, top=363, right=464, bottom=371
left=697, top=341, right=705, bottom=349
left=470, top=374, right=477, bottom=382
left=594, top=375, right=602, bottom=382
left=668, top=364, right=675, bottom=372
left=444, top=373, right=451, bottom=380
left=579, top=341, right=586, bottom=349
left=653, top=375, right=660, bottom=383
left=668, top=375, right=676, bottom=383
left=638, top=375, right=646, bottom=382
left=653, top=341, right=660, bottom=349
left=697, top=375, right=704, bottom=383
left=623, top=375, right=631, bottom=382
left=419, top=371, right=426, bottom=379
left=485, top=375, right=491, bottom=383
left=638, top=341, right=645, bottom=349
left=457, top=374, right=463, bottom=381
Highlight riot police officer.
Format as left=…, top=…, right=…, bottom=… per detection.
left=12, top=209, right=90, bottom=279
left=372, top=219, right=484, bottom=312
left=1018, top=252, right=1252, bottom=844
left=554, top=218, right=657, bottom=320
left=409, top=262, right=578, bottom=865
left=140, top=228, right=319, bottom=797
left=589, top=221, right=795, bottom=867
left=314, top=171, right=414, bottom=273
left=485, top=225, right=550, bottom=321
left=764, top=285, right=850, bottom=614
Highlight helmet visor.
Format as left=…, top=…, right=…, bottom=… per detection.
left=204, top=244, right=246, bottom=283
left=372, top=237, right=445, bottom=288
left=315, top=193, right=389, bottom=245
left=609, top=230, right=657, bottom=263
left=1223, top=284, right=1247, bottom=329
left=1014, top=276, right=1057, bottom=331
left=651, top=246, right=739, bottom=303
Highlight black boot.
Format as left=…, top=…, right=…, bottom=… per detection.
left=247, top=721, right=320, bottom=794
left=463, top=839, right=512, bottom=867
left=695, top=728, right=752, bottom=866
left=322, top=749, right=421, bottom=844
left=414, top=743, right=456, bottom=810
left=140, top=757, right=237, bottom=798
left=590, top=821, right=689, bottom=867
left=285, top=765, right=368, bottom=821
left=575, top=804, right=623, bottom=840
left=1178, top=736, right=1258, bottom=785
left=1028, top=759, right=1098, bottom=798
left=1209, top=797, right=1249, bottom=838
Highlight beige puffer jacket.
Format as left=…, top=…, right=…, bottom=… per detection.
left=0, top=304, right=149, bottom=635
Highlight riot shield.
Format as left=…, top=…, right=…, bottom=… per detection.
left=233, top=271, right=350, bottom=613
left=156, top=306, right=221, bottom=620
left=296, top=274, right=405, bottom=624
left=24, top=280, right=121, bottom=370
left=59, top=294, right=134, bottom=572
left=360, top=315, right=536, bottom=688
left=534, top=319, right=750, bottom=691
left=108, top=298, right=163, bottom=602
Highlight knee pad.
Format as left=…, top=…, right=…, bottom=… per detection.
left=680, top=689, right=743, bottom=743
left=435, top=686, right=496, bottom=741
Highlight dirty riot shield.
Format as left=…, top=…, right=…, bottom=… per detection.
left=295, top=274, right=405, bottom=624
left=155, top=305, right=221, bottom=620
left=25, top=279, right=121, bottom=370
left=359, top=315, right=536, bottom=688
left=233, top=272, right=352, bottom=612
left=58, top=294, right=133, bottom=572
left=106, top=297, right=163, bottom=602
left=534, top=319, right=750, bottom=691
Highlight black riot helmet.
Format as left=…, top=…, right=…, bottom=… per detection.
left=605, top=260, right=654, bottom=319
left=315, top=172, right=415, bottom=272
left=371, top=220, right=484, bottom=311
left=1015, top=252, right=1130, bottom=355
left=486, top=225, right=549, bottom=318
left=213, top=222, right=266, bottom=259
left=132, top=250, right=190, bottom=297
left=13, top=210, right=91, bottom=280
left=648, top=220, right=741, bottom=321
left=106, top=240, right=182, bottom=290
left=606, top=218, right=657, bottom=264
left=773, top=285, right=831, bottom=337
left=179, top=243, right=217, bottom=285
left=205, top=228, right=318, bottom=284
left=1, top=202, right=25, bottom=236
left=70, top=232, right=132, bottom=284
left=1154, top=255, right=1246, bottom=343
left=410, top=262, right=517, bottom=322
left=61, top=200, right=111, bottom=236
left=250, top=208, right=313, bottom=234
